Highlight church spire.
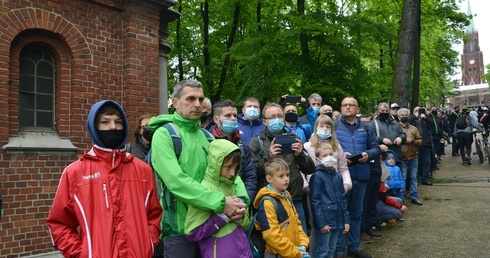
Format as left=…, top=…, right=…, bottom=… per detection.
left=466, top=0, right=477, bottom=34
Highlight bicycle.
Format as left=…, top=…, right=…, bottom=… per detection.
left=473, top=131, right=485, bottom=164
left=482, top=130, right=490, bottom=164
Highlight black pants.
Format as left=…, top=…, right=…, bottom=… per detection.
left=361, top=171, right=381, bottom=233
left=457, top=132, right=473, bottom=161
left=452, top=134, right=459, bottom=154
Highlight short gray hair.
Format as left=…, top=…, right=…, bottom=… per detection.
left=377, top=102, right=389, bottom=110
left=203, top=97, right=212, bottom=110
left=173, top=80, right=202, bottom=98
left=398, top=108, right=410, bottom=116
left=309, top=93, right=322, bottom=103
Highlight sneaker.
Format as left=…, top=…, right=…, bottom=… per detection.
left=467, top=160, right=472, bottom=165
left=366, top=229, right=384, bottom=239
left=463, top=160, right=468, bottom=166
left=360, top=233, right=373, bottom=244
left=348, top=248, right=372, bottom=258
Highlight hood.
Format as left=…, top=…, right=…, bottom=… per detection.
left=205, top=139, right=240, bottom=185
left=253, top=186, right=290, bottom=209
left=148, top=112, right=200, bottom=132
left=87, top=100, right=129, bottom=149
left=384, top=150, right=397, bottom=166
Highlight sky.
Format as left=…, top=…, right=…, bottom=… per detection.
left=453, top=0, right=489, bottom=80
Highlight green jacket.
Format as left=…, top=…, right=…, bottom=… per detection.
left=149, top=113, right=248, bottom=237
left=185, top=139, right=249, bottom=236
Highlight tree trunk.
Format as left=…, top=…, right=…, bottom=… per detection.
left=214, top=4, right=241, bottom=102
left=297, top=0, right=309, bottom=60
left=411, top=0, right=421, bottom=110
left=201, top=1, right=212, bottom=91
left=177, top=4, right=183, bottom=81
left=393, top=0, right=419, bottom=107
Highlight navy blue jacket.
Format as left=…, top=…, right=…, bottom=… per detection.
left=237, top=114, right=266, bottom=146
left=310, top=165, right=350, bottom=230
left=335, top=117, right=381, bottom=181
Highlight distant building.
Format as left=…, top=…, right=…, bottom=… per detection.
left=0, top=0, right=179, bottom=256
left=449, top=0, right=488, bottom=109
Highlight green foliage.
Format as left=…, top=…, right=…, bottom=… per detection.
left=166, top=0, right=469, bottom=111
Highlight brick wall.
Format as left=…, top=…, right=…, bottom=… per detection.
left=0, top=0, right=166, bottom=256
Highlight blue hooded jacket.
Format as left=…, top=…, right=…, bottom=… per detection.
left=87, top=100, right=129, bottom=149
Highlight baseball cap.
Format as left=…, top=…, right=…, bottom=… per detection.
left=390, top=103, right=400, bottom=109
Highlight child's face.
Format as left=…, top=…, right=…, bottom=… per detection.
left=387, top=157, right=395, bottom=165
left=220, top=159, right=239, bottom=180
left=97, top=114, right=123, bottom=130
left=316, top=122, right=332, bottom=131
left=317, top=148, right=334, bottom=161
left=266, top=169, right=289, bottom=191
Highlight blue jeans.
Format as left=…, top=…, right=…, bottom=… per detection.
left=294, top=200, right=308, bottom=234
left=401, top=159, right=419, bottom=200
left=335, top=180, right=366, bottom=255
left=418, top=146, right=431, bottom=183
left=315, top=229, right=341, bottom=258
left=376, top=197, right=403, bottom=222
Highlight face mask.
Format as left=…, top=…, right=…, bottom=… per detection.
left=378, top=113, right=389, bottom=120
left=245, top=107, right=260, bottom=120
left=142, top=126, right=154, bottom=142
left=285, top=112, right=299, bottom=122
left=431, top=110, right=438, bottom=116
left=320, top=156, right=337, bottom=168
left=200, top=112, right=210, bottom=123
left=400, top=117, right=409, bottom=123
left=455, top=110, right=460, bottom=114
left=268, top=118, right=285, bottom=134
left=312, top=106, right=320, bottom=114
left=97, top=130, right=125, bottom=149
left=220, top=119, right=238, bottom=134
left=316, top=129, right=332, bottom=140
left=325, top=112, right=333, bottom=118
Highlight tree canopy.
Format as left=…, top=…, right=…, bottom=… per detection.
left=166, top=0, right=468, bottom=113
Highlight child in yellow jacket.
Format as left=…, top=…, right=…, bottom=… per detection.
left=253, top=158, right=309, bottom=258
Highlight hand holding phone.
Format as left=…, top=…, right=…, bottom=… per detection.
left=275, top=134, right=296, bottom=155
left=285, top=96, right=301, bottom=104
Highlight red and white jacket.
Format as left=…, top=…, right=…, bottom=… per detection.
left=47, top=146, right=162, bottom=258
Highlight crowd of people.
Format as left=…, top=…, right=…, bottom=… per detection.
left=45, top=79, right=490, bottom=258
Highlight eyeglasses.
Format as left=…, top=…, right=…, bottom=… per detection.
left=341, top=103, right=357, bottom=108
left=265, top=115, right=284, bottom=120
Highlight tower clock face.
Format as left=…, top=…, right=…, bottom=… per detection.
left=469, top=59, right=475, bottom=64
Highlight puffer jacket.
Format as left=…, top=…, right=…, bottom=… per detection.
left=185, top=139, right=252, bottom=258
left=47, top=100, right=162, bottom=258
left=400, top=123, right=423, bottom=160
left=385, top=151, right=405, bottom=192
left=254, top=187, right=309, bottom=258
left=237, top=114, right=266, bottom=146
left=334, top=117, right=381, bottom=181
left=249, top=128, right=315, bottom=201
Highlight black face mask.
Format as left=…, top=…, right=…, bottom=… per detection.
left=200, top=112, right=210, bottom=123
left=142, top=126, right=154, bottom=143
left=431, top=110, right=438, bottom=116
left=378, top=113, right=389, bottom=120
left=455, top=110, right=460, bottom=114
left=285, top=112, right=299, bottom=122
left=400, top=117, right=409, bottom=123
left=97, top=130, right=125, bottom=149
left=325, top=112, right=333, bottom=118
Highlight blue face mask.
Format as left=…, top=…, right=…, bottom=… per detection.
left=245, top=107, right=260, bottom=120
left=221, top=120, right=238, bottom=134
left=316, top=129, right=332, bottom=140
left=268, top=118, right=285, bottom=134
left=312, top=106, right=320, bottom=114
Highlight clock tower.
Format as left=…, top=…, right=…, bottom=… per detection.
left=461, top=0, right=485, bottom=85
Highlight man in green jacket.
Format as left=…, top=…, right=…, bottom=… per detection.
left=149, top=80, right=247, bottom=258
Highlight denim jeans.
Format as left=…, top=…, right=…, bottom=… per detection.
left=315, top=229, right=341, bottom=258
left=418, top=146, right=431, bottom=183
left=401, top=159, right=419, bottom=200
left=376, top=197, right=403, bottom=222
left=335, top=180, right=367, bottom=255
left=294, top=199, right=308, bottom=234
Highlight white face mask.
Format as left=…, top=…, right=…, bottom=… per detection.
left=320, top=156, right=337, bottom=169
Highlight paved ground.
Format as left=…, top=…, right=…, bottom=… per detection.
left=27, top=144, right=490, bottom=258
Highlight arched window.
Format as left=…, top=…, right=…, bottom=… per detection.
left=19, top=46, right=55, bottom=131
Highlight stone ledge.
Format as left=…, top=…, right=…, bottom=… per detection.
left=2, top=132, right=78, bottom=155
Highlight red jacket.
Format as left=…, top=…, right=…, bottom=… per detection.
left=47, top=146, right=162, bottom=258
left=378, top=183, right=402, bottom=209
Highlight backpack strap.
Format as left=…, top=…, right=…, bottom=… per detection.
left=255, top=135, right=264, bottom=157
left=125, top=142, right=132, bottom=153
left=162, top=123, right=183, bottom=159
left=199, top=127, right=214, bottom=143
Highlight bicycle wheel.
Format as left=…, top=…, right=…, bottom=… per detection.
left=486, top=145, right=490, bottom=164
left=475, top=140, right=484, bottom=164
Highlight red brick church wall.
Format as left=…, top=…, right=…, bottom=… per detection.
left=0, top=0, right=162, bottom=256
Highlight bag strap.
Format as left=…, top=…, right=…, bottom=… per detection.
left=373, top=120, right=380, bottom=137
left=255, top=135, right=264, bottom=157
left=125, top=142, right=132, bottom=153
left=246, top=196, right=278, bottom=237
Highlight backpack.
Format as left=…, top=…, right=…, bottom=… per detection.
left=456, top=115, right=469, bottom=130
left=246, top=196, right=278, bottom=258
left=144, top=123, right=214, bottom=200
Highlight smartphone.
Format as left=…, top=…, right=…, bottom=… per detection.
left=275, top=134, right=297, bottom=155
left=285, top=96, right=301, bottom=104
left=419, top=108, right=426, bottom=115
left=346, top=153, right=363, bottom=166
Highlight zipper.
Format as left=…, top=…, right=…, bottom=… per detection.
left=112, top=150, right=116, bottom=168
left=103, top=183, right=109, bottom=208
